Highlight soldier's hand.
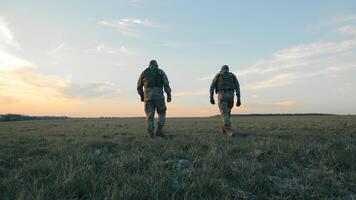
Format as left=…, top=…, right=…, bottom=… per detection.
left=167, top=94, right=172, bottom=102
left=210, top=97, right=215, bottom=105
left=140, top=95, right=144, bottom=102
left=236, top=98, right=241, bottom=107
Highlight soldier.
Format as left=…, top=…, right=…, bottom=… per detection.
left=137, top=59, right=172, bottom=138
left=210, top=65, right=241, bottom=137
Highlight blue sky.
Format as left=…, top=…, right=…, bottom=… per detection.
left=1, top=0, right=356, bottom=116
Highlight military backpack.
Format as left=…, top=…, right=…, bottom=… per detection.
left=216, top=72, right=235, bottom=92
left=143, top=67, right=164, bottom=88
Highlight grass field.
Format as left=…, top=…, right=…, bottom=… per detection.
left=0, top=115, right=356, bottom=199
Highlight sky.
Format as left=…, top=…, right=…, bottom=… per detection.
left=0, top=0, right=356, bottom=117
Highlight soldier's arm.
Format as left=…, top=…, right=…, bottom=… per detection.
left=137, top=72, right=144, bottom=96
left=210, top=74, right=219, bottom=97
left=233, top=74, right=240, bottom=98
left=161, top=70, right=172, bottom=95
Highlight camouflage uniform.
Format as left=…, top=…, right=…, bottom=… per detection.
left=210, top=65, right=240, bottom=136
left=137, top=60, right=171, bottom=137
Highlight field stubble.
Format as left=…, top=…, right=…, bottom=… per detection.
left=0, top=115, right=356, bottom=199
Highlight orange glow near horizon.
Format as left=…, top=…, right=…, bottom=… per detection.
left=0, top=66, right=298, bottom=117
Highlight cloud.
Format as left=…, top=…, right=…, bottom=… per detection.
left=197, top=23, right=356, bottom=98
left=338, top=26, right=356, bottom=36
left=0, top=67, right=71, bottom=103
left=274, top=40, right=356, bottom=59
left=272, top=100, right=298, bottom=107
left=99, top=18, right=154, bottom=37
left=247, top=74, right=294, bottom=89
left=238, top=39, right=356, bottom=76
left=47, top=43, right=68, bottom=65
left=0, top=18, right=28, bottom=70
left=0, top=17, right=21, bottom=49
left=0, top=49, right=33, bottom=70
left=237, top=33, right=356, bottom=90
left=0, top=66, right=120, bottom=100
left=0, top=51, right=123, bottom=117
left=96, top=43, right=134, bottom=55
left=197, top=38, right=356, bottom=84
left=0, top=17, right=122, bottom=111
left=65, top=82, right=120, bottom=98
left=334, top=14, right=356, bottom=23
left=197, top=75, right=214, bottom=81
left=49, top=43, right=65, bottom=54
left=1, top=50, right=120, bottom=103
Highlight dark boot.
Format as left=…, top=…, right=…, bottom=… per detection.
left=155, top=125, right=166, bottom=138
left=148, top=128, right=155, bottom=138
left=227, top=129, right=235, bottom=137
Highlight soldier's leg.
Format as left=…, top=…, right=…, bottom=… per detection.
left=155, top=99, right=167, bottom=137
left=144, top=101, right=156, bottom=137
left=218, top=100, right=231, bottom=135
left=226, top=97, right=235, bottom=137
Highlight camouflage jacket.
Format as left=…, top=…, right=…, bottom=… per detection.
left=137, top=66, right=172, bottom=101
left=210, top=72, right=240, bottom=98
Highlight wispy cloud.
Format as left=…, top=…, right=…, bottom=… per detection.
left=338, top=25, right=356, bottom=36
left=238, top=39, right=356, bottom=76
left=247, top=74, right=294, bottom=89
left=0, top=65, right=120, bottom=101
left=99, top=18, right=154, bottom=37
left=0, top=67, right=71, bottom=102
left=1, top=41, right=120, bottom=102
left=96, top=43, right=134, bottom=55
left=0, top=17, right=28, bottom=70
left=0, top=17, right=21, bottom=49
left=47, top=43, right=67, bottom=65
left=65, top=82, right=120, bottom=98
left=0, top=49, right=32, bottom=70
left=334, top=14, right=356, bottom=23
left=272, top=100, right=298, bottom=107
left=49, top=43, right=65, bottom=54
left=241, top=31, right=356, bottom=90
left=196, top=75, right=214, bottom=81
left=198, top=24, right=356, bottom=93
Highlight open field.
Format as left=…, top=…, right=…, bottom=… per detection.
left=0, top=115, right=356, bottom=199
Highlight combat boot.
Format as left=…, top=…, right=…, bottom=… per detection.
left=226, top=128, right=235, bottom=137
left=148, top=129, right=155, bottom=138
left=155, top=125, right=166, bottom=138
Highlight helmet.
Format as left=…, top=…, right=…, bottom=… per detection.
left=149, top=59, right=158, bottom=67
left=221, top=65, right=229, bottom=72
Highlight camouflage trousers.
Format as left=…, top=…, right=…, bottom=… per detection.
left=144, top=99, right=167, bottom=134
left=218, top=91, right=234, bottom=134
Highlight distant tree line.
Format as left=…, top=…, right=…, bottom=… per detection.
left=236, top=113, right=334, bottom=116
left=212, top=113, right=335, bottom=117
left=0, top=114, right=68, bottom=122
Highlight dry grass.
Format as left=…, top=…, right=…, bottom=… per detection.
left=0, top=115, right=356, bottom=199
